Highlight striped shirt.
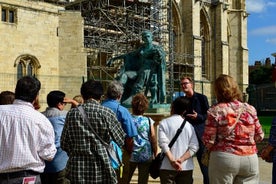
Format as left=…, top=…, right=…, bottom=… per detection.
left=0, top=99, right=56, bottom=173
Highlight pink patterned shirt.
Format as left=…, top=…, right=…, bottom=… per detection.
left=202, top=100, right=264, bottom=156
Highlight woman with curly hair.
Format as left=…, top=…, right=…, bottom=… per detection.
left=127, top=93, right=158, bottom=184
left=202, top=74, right=264, bottom=184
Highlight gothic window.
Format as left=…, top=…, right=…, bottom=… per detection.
left=200, top=10, right=210, bottom=79
left=14, top=55, right=40, bottom=80
left=17, top=62, right=24, bottom=79
left=200, top=25, right=206, bottom=76
left=9, top=10, right=14, bottom=22
left=27, top=62, right=33, bottom=76
left=1, top=8, right=6, bottom=22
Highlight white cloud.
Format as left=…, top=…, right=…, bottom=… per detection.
left=247, top=0, right=276, bottom=13
left=247, top=0, right=266, bottom=13
left=266, top=38, right=276, bottom=44
left=250, top=26, right=276, bottom=35
left=267, top=1, right=276, bottom=7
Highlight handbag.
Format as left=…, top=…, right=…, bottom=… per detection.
left=77, top=106, right=123, bottom=169
left=261, top=144, right=274, bottom=163
left=149, top=152, right=165, bottom=179
left=201, top=148, right=210, bottom=167
left=149, top=118, right=187, bottom=179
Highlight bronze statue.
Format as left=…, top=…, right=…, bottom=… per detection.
left=107, top=30, right=166, bottom=105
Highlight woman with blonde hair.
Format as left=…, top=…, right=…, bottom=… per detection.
left=202, top=74, right=264, bottom=184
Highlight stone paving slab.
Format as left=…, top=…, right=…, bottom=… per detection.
left=131, top=157, right=273, bottom=183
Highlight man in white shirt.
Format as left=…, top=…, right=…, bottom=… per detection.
left=0, top=76, right=56, bottom=184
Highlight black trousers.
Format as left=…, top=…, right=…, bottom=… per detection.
left=41, top=169, right=70, bottom=184
left=0, top=170, right=41, bottom=184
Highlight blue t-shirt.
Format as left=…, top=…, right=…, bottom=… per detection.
left=42, top=108, right=68, bottom=173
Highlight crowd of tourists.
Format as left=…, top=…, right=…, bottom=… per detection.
left=0, top=74, right=272, bottom=184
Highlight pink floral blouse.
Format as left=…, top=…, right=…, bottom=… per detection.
left=202, top=100, right=264, bottom=155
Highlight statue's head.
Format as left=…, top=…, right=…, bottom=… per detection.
left=141, top=30, right=153, bottom=44
left=141, top=30, right=152, bottom=37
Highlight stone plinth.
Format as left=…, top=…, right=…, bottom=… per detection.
left=145, top=104, right=170, bottom=125
left=147, top=103, right=171, bottom=113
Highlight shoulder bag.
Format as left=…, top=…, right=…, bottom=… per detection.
left=77, top=106, right=123, bottom=170
left=149, top=118, right=187, bottom=179
left=261, top=144, right=274, bottom=163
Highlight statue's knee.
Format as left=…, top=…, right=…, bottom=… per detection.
left=119, top=74, right=128, bottom=85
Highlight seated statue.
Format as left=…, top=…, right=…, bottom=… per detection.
left=107, top=30, right=166, bottom=105
left=107, top=48, right=142, bottom=104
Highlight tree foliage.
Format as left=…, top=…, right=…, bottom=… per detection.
left=249, top=66, right=273, bottom=84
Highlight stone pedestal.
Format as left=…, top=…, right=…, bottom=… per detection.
left=123, top=103, right=170, bottom=124
left=145, top=104, right=170, bottom=125
left=144, top=104, right=171, bottom=123
left=147, top=103, right=171, bottom=113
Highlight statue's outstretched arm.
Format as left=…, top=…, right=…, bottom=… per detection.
left=106, top=54, right=127, bottom=67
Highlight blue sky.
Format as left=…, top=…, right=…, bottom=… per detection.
left=247, top=0, right=276, bottom=65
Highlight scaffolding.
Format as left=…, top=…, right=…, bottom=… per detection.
left=43, top=0, right=202, bottom=101
left=61, top=0, right=177, bottom=100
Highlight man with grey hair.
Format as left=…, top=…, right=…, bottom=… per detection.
left=102, top=80, right=137, bottom=183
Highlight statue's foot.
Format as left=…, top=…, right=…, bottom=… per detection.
left=150, top=99, right=158, bottom=104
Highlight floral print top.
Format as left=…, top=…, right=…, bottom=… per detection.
left=202, top=100, right=264, bottom=155
left=130, top=115, right=153, bottom=162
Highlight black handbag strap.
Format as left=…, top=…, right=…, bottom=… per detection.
left=77, top=105, right=109, bottom=147
left=158, top=118, right=187, bottom=159
left=147, top=117, right=154, bottom=152
left=147, top=117, right=151, bottom=137
left=168, top=118, right=187, bottom=148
